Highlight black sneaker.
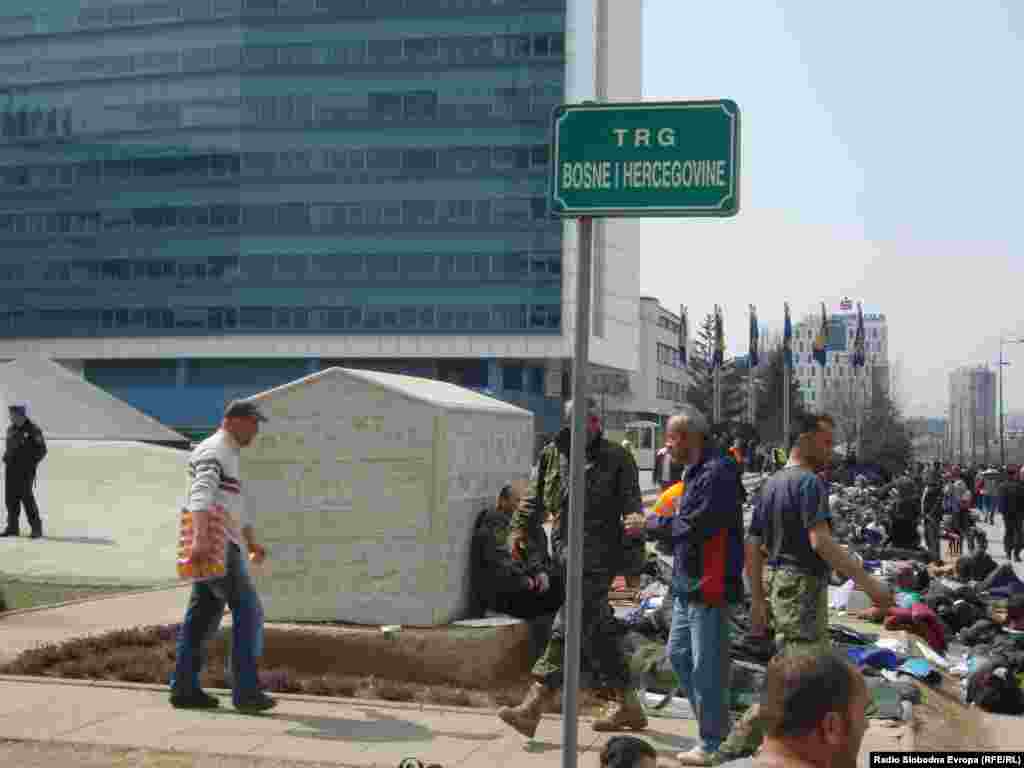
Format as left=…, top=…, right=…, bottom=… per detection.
left=29, top=530, right=42, bottom=540
left=0, top=530, right=18, bottom=537
left=234, top=692, right=277, bottom=713
left=170, top=690, right=220, bottom=709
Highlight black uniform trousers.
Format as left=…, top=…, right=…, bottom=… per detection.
left=4, top=466, right=41, bottom=534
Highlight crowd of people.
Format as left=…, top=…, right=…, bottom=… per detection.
left=467, top=403, right=1024, bottom=765
left=466, top=400, right=896, bottom=765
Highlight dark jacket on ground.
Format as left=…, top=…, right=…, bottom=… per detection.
left=511, top=428, right=642, bottom=573
left=655, top=449, right=743, bottom=605
left=3, top=418, right=47, bottom=472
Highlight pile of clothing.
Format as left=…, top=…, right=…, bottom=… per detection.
left=952, top=593, right=1024, bottom=714
left=614, top=555, right=921, bottom=720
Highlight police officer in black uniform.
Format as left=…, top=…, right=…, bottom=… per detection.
left=2, top=402, right=47, bottom=538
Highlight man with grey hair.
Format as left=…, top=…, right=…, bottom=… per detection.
left=650, top=405, right=744, bottom=765
left=498, top=396, right=646, bottom=737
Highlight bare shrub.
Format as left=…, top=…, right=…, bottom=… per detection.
left=373, top=681, right=417, bottom=702
left=427, top=687, right=472, bottom=707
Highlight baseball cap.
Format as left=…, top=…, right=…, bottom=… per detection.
left=7, top=401, right=26, bottom=410
left=223, top=399, right=268, bottom=422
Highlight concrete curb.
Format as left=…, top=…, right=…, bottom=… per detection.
left=0, top=673, right=581, bottom=721
left=0, top=582, right=183, bottom=619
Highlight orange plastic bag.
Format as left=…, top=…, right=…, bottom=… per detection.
left=653, top=481, right=685, bottom=519
left=176, top=504, right=227, bottom=582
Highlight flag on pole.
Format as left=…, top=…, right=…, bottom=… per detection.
left=783, top=302, right=793, bottom=368
left=852, top=301, right=866, bottom=368
left=678, top=304, right=688, bottom=368
left=713, top=305, right=725, bottom=370
left=812, top=302, right=829, bottom=367
left=749, top=305, right=759, bottom=368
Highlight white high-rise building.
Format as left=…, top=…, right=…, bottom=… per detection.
left=790, top=299, right=889, bottom=410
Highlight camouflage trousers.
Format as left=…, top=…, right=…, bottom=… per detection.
left=531, top=568, right=630, bottom=691
left=717, top=567, right=829, bottom=761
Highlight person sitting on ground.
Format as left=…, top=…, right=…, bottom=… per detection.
left=724, top=651, right=870, bottom=768
left=599, top=736, right=658, bottom=768
left=471, top=481, right=564, bottom=619
left=954, top=542, right=998, bottom=583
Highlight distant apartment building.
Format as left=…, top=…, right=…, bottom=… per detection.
left=790, top=299, right=889, bottom=410
left=591, top=296, right=689, bottom=431
left=948, top=366, right=997, bottom=464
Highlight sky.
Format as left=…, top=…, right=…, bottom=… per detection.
left=636, top=1, right=1023, bottom=418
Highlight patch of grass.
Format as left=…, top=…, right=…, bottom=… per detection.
left=0, top=580, right=137, bottom=611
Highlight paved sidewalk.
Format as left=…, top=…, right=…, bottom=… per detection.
left=0, top=676, right=908, bottom=768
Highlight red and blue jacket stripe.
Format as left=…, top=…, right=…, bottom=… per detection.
left=651, top=451, right=745, bottom=605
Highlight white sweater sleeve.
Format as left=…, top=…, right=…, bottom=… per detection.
left=186, top=451, right=223, bottom=512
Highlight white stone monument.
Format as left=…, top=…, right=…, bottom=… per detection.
left=242, top=367, right=534, bottom=626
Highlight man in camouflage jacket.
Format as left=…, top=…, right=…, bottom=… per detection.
left=497, top=397, right=646, bottom=738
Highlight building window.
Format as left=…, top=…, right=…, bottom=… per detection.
left=504, top=364, right=524, bottom=391
left=404, top=148, right=437, bottom=171
left=404, top=91, right=437, bottom=120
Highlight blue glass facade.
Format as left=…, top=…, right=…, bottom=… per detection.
left=0, top=0, right=567, bottom=432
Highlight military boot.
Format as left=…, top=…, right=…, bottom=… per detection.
left=498, top=682, right=553, bottom=738
left=592, top=688, right=647, bottom=732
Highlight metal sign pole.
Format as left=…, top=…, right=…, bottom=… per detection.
left=561, top=215, right=592, bottom=768
left=783, top=362, right=791, bottom=453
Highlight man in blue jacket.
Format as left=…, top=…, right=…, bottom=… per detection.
left=652, top=405, right=744, bottom=766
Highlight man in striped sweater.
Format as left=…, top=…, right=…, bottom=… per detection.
left=170, top=399, right=275, bottom=713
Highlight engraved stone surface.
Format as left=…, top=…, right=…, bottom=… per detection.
left=243, top=367, right=534, bottom=626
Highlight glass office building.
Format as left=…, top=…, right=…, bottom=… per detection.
left=0, top=0, right=569, bottom=432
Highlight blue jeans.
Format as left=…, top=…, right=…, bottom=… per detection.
left=170, top=543, right=264, bottom=705
left=666, top=592, right=733, bottom=752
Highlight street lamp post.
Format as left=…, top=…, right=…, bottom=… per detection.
left=1000, top=337, right=1024, bottom=466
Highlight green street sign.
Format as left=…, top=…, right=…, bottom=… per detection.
left=551, top=100, right=740, bottom=218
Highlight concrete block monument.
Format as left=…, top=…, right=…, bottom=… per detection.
left=243, top=367, right=534, bottom=626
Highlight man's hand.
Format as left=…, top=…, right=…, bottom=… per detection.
left=624, top=512, right=645, bottom=537
left=534, top=572, right=550, bottom=593
left=249, top=542, right=267, bottom=565
left=508, top=529, right=527, bottom=561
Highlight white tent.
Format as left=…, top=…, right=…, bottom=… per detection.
left=0, top=356, right=185, bottom=443
left=243, top=366, right=535, bottom=626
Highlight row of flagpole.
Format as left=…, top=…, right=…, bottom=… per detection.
left=676, top=301, right=870, bottom=449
